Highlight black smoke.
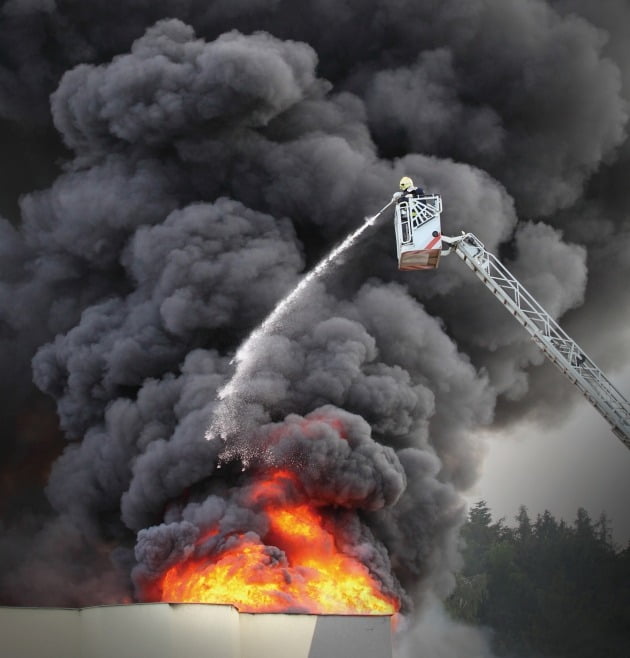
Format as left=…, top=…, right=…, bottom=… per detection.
left=0, top=0, right=628, bottom=625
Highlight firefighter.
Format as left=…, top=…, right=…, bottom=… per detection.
left=393, top=176, right=425, bottom=202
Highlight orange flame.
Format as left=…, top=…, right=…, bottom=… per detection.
left=159, top=471, right=399, bottom=615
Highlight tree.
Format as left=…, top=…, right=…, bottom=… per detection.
left=447, top=502, right=630, bottom=658
left=534, top=508, right=559, bottom=541
left=574, top=507, right=595, bottom=541
left=515, top=505, right=532, bottom=542
left=595, top=512, right=613, bottom=549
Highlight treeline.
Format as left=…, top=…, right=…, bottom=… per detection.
left=446, top=501, right=630, bottom=657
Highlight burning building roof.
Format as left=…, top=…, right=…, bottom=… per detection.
left=0, top=603, right=393, bottom=658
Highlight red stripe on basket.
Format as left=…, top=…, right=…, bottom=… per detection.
left=424, top=233, right=441, bottom=249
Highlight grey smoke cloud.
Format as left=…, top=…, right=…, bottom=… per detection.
left=51, top=21, right=320, bottom=153
left=0, top=0, right=628, bottom=633
left=32, top=197, right=302, bottom=437
left=394, top=594, right=497, bottom=658
left=348, top=0, right=627, bottom=220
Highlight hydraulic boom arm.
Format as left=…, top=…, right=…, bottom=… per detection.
left=442, top=232, right=630, bottom=450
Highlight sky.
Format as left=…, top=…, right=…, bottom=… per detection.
left=0, top=0, right=629, bottom=640
left=472, top=361, right=630, bottom=546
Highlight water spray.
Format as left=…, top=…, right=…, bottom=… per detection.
left=206, top=199, right=395, bottom=442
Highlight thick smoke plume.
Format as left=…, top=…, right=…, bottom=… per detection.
left=1, top=0, right=628, bottom=640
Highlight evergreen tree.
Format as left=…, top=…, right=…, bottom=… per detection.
left=515, top=505, right=532, bottom=542
left=447, top=501, right=630, bottom=658
left=595, top=512, right=613, bottom=549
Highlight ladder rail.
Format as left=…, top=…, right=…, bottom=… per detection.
left=444, top=232, right=630, bottom=449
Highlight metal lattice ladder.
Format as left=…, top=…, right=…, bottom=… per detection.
left=443, top=232, right=630, bottom=450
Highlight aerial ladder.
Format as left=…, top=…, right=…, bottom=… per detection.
left=391, top=186, right=630, bottom=450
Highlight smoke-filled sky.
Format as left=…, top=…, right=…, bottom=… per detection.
left=1, top=0, right=629, bottom=631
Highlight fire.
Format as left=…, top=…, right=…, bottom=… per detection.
left=159, top=471, right=399, bottom=614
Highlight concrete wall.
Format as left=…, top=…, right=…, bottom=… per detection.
left=0, top=604, right=392, bottom=658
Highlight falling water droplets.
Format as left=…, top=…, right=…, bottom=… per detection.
left=205, top=203, right=392, bottom=445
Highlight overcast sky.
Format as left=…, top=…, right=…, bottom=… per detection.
left=472, top=373, right=630, bottom=546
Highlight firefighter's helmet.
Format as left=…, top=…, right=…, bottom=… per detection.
left=399, top=176, right=413, bottom=191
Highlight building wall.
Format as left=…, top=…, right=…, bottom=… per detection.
left=0, top=604, right=392, bottom=658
